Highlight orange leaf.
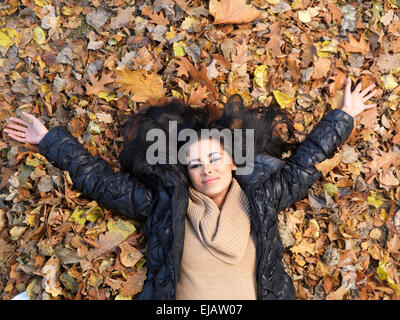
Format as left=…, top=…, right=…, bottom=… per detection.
left=141, top=6, right=169, bottom=26
left=115, top=67, right=165, bottom=103
left=312, top=58, right=331, bottom=80
left=187, top=84, right=208, bottom=106
left=265, top=22, right=283, bottom=57
left=341, top=33, right=370, bottom=55
left=209, top=0, right=260, bottom=25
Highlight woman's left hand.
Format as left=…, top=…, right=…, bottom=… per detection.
left=342, top=77, right=378, bottom=118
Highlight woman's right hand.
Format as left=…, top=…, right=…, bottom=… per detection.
left=3, top=112, right=49, bottom=145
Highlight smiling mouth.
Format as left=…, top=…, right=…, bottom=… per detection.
left=203, top=177, right=220, bottom=184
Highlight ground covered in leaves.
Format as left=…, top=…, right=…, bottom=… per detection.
left=0, top=0, right=400, bottom=300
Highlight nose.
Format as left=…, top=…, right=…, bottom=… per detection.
left=203, top=163, right=213, bottom=174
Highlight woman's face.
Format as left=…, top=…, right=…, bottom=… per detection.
left=186, top=138, right=237, bottom=205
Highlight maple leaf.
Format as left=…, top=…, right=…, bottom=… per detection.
left=115, top=67, right=165, bottom=103
left=341, top=33, right=370, bottom=55
left=85, top=72, right=115, bottom=95
left=175, top=57, right=217, bottom=100
left=209, top=0, right=260, bottom=24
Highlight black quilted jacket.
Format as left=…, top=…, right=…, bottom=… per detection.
left=38, top=109, right=354, bottom=300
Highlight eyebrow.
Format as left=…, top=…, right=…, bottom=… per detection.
left=187, top=152, right=222, bottom=165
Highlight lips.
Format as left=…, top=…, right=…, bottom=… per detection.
left=202, top=177, right=220, bottom=184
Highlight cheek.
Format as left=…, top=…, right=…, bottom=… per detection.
left=187, top=169, right=200, bottom=185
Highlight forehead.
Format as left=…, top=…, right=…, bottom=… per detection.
left=186, top=138, right=223, bottom=158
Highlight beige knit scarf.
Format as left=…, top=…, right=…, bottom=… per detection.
left=187, top=177, right=251, bottom=264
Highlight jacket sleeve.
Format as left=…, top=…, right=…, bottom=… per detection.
left=267, top=109, right=354, bottom=212
left=39, top=126, right=153, bottom=221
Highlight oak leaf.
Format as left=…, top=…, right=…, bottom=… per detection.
left=265, top=22, right=283, bottom=56
left=365, top=149, right=400, bottom=184
left=341, top=33, right=370, bottom=56
left=85, top=72, right=115, bottom=95
left=209, top=0, right=260, bottom=25
left=187, top=84, right=208, bottom=106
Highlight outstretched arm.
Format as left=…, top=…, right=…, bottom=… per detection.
left=268, top=78, right=377, bottom=212
left=3, top=114, right=153, bottom=220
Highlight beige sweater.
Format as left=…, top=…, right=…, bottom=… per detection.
left=176, top=178, right=257, bottom=300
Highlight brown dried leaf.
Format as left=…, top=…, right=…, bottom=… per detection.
left=88, top=231, right=124, bottom=261
left=85, top=72, right=115, bottom=95
left=119, top=242, right=143, bottom=268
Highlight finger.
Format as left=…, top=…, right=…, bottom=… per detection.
left=364, top=104, right=377, bottom=110
left=4, top=123, right=27, bottom=132
left=345, top=77, right=352, bottom=95
left=22, top=112, right=35, bottom=123
left=360, top=84, right=376, bottom=97
left=362, top=90, right=377, bottom=102
left=354, top=82, right=362, bottom=94
left=9, top=117, right=30, bottom=127
left=6, top=129, right=25, bottom=138
left=8, top=132, right=26, bottom=143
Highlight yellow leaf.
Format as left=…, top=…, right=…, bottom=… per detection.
left=0, top=28, right=18, bottom=47
left=33, top=26, right=46, bottom=44
left=68, top=206, right=87, bottom=225
left=171, top=89, right=183, bottom=99
left=381, top=73, right=398, bottom=90
left=62, top=6, right=74, bottom=16
left=115, top=67, right=165, bottom=103
left=290, top=239, right=315, bottom=256
left=253, top=65, right=269, bottom=88
left=267, top=0, right=280, bottom=4
left=35, top=0, right=52, bottom=7
left=173, top=41, right=186, bottom=57
left=115, top=294, right=132, bottom=300
left=97, top=91, right=117, bottom=102
left=107, top=219, right=136, bottom=240
left=86, top=206, right=103, bottom=222
left=273, top=90, right=295, bottom=108
left=368, top=192, right=383, bottom=209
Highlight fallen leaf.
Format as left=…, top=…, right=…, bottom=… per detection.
left=115, top=67, right=165, bottom=102
left=209, top=0, right=260, bottom=24
left=119, top=242, right=143, bottom=268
